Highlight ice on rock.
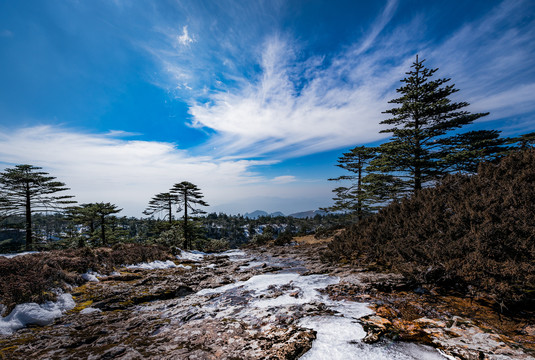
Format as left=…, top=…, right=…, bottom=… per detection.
left=126, top=260, right=177, bottom=270
left=0, top=251, right=39, bottom=259
left=217, top=249, right=248, bottom=261
left=239, top=261, right=265, bottom=270
left=198, top=273, right=304, bottom=296
left=194, top=263, right=448, bottom=359
left=81, top=271, right=101, bottom=282
left=80, top=307, right=102, bottom=315
left=0, top=294, right=75, bottom=335
left=176, top=250, right=205, bottom=262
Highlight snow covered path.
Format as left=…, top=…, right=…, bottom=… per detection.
left=187, top=249, right=448, bottom=360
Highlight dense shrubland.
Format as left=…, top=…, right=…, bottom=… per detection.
left=327, top=150, right=535, bottom=309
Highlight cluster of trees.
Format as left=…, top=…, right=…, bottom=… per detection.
left=1, top=168, right=346, bottom=252
left=323, top=56, right=535, bottom=309
left=327, top=149, right=535, bottom=309
left=143, top=181, right=208, bottom=250
left=0, top=165, right=76, bottom=250
left=325, top=56, right=534, bottom=217
left=0, top=168, right=212, bottom=252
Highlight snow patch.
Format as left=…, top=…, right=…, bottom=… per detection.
left=0, top=251, right=39, bottom=259
left=0, top=294, right=75, bottom=335
left=217, top=249, right=248, bottom=261
left=80, top=307, right=102, bottom=315
left=195, top=269, right=447, bottom=359
left=126, top=260, right=177, bottom=270
left=176, top=250, right=205, bottom=262
left=299, top=314, right=446, bottom=360
left=81, top=271, right=101, bottom=282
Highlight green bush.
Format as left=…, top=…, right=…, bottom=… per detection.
left=274, top=231, right=294, bottom=246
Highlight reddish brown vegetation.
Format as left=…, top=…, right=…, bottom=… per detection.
left=327, top=149, right=535, bottom=309
left=0, top=244, right=172, bottom=313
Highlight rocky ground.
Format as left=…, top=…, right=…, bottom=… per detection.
left=0, top=239, right=534, bottom=360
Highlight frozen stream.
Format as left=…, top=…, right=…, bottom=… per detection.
left=183, top=250, right=448, bottom=359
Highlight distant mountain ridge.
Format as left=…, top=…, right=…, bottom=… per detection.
left=243, top=210, right=285, bottom=219
left=243, top=209, right=327, bottom=219
left=287, top=210, right=327, bottom=219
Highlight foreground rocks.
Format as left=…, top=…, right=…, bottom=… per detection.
left=0, top=241, right=534, bottom=360
left=326, top=267, right=535, bottom=360
left=0, top=250, right=324, bottom=359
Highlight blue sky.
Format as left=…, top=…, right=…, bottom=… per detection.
left=0, top=0, right=534, bottom=216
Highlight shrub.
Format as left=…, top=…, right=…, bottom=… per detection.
left=327, top=150, right=535, bottom=309
left=202, top=238, right=230, bottom=253
left=274, top=231, right=294, bottom=246
left=0, top=244, right=173, bottom=314
left=314, top=225, right=335, bottom=239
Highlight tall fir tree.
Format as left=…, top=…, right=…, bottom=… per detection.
left=171, top=181, right=209, bottom=250
left=373, top=56, right=489, bottom=194
left=323, top=146, right=377, bottom=220
left=0, top=164, right=75, bottom=250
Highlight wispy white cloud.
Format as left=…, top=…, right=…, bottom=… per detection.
left=183, top=0, right=534, bottom=158
left=177, top=25, right=195, bottom=46
left=0, top=126, right=327, bottom=215
left=353, top=0, right=398, bottom=55
left=188, top=33, right=410, bottom=158
left=428, top=0, right=535, bottom=121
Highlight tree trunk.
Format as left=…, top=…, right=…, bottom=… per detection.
left=168, top=199, right=173, bottom=225
left=183, top=193, right=189, bottom=249
left=25, top=183, right=32, bottom=251
left=413, top=54, right=422, bottom=193
left=101, top=215, right=106, bottom=246
left=357, top=164, right=363, bottom=221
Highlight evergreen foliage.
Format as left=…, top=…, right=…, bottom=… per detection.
left=92, top=202, right=122, bottom=246
left=0, top=165, right=75, bottom=250
left=70, top=203, right=122, bottom=246
left=373, top=56, right=489, bottom=194
left=143, top=192, right=179, bottom=224
left=508, top=131, right=535, bottom=149
left=67, top=204, right=99, bottom=247
left=171, top=181, right=209, bottom=250
left=438, top=130, right=509, bottom=173
left=323, top=146, right=378, bottom=220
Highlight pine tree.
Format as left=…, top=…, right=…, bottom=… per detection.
left=508, top=131, right=535, bottom=149
left=439, top=130, right=509, bottom=173
left=0, top=164, right=75, bottom=250
left=91, top=202, right=122, bottom=246
left=143, top=192, right=179, bottom=225
left=171, top=181, right=209, bottom=250
left=324, top=146, right=377, bottom=220
left=67, top=204, right=99, bottom=247
left=374, top=56, right=489, bottom=194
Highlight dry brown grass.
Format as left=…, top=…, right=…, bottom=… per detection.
left=293, top=231, right=341, bottom=245
left=0, top=244, right=173, bottom=314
